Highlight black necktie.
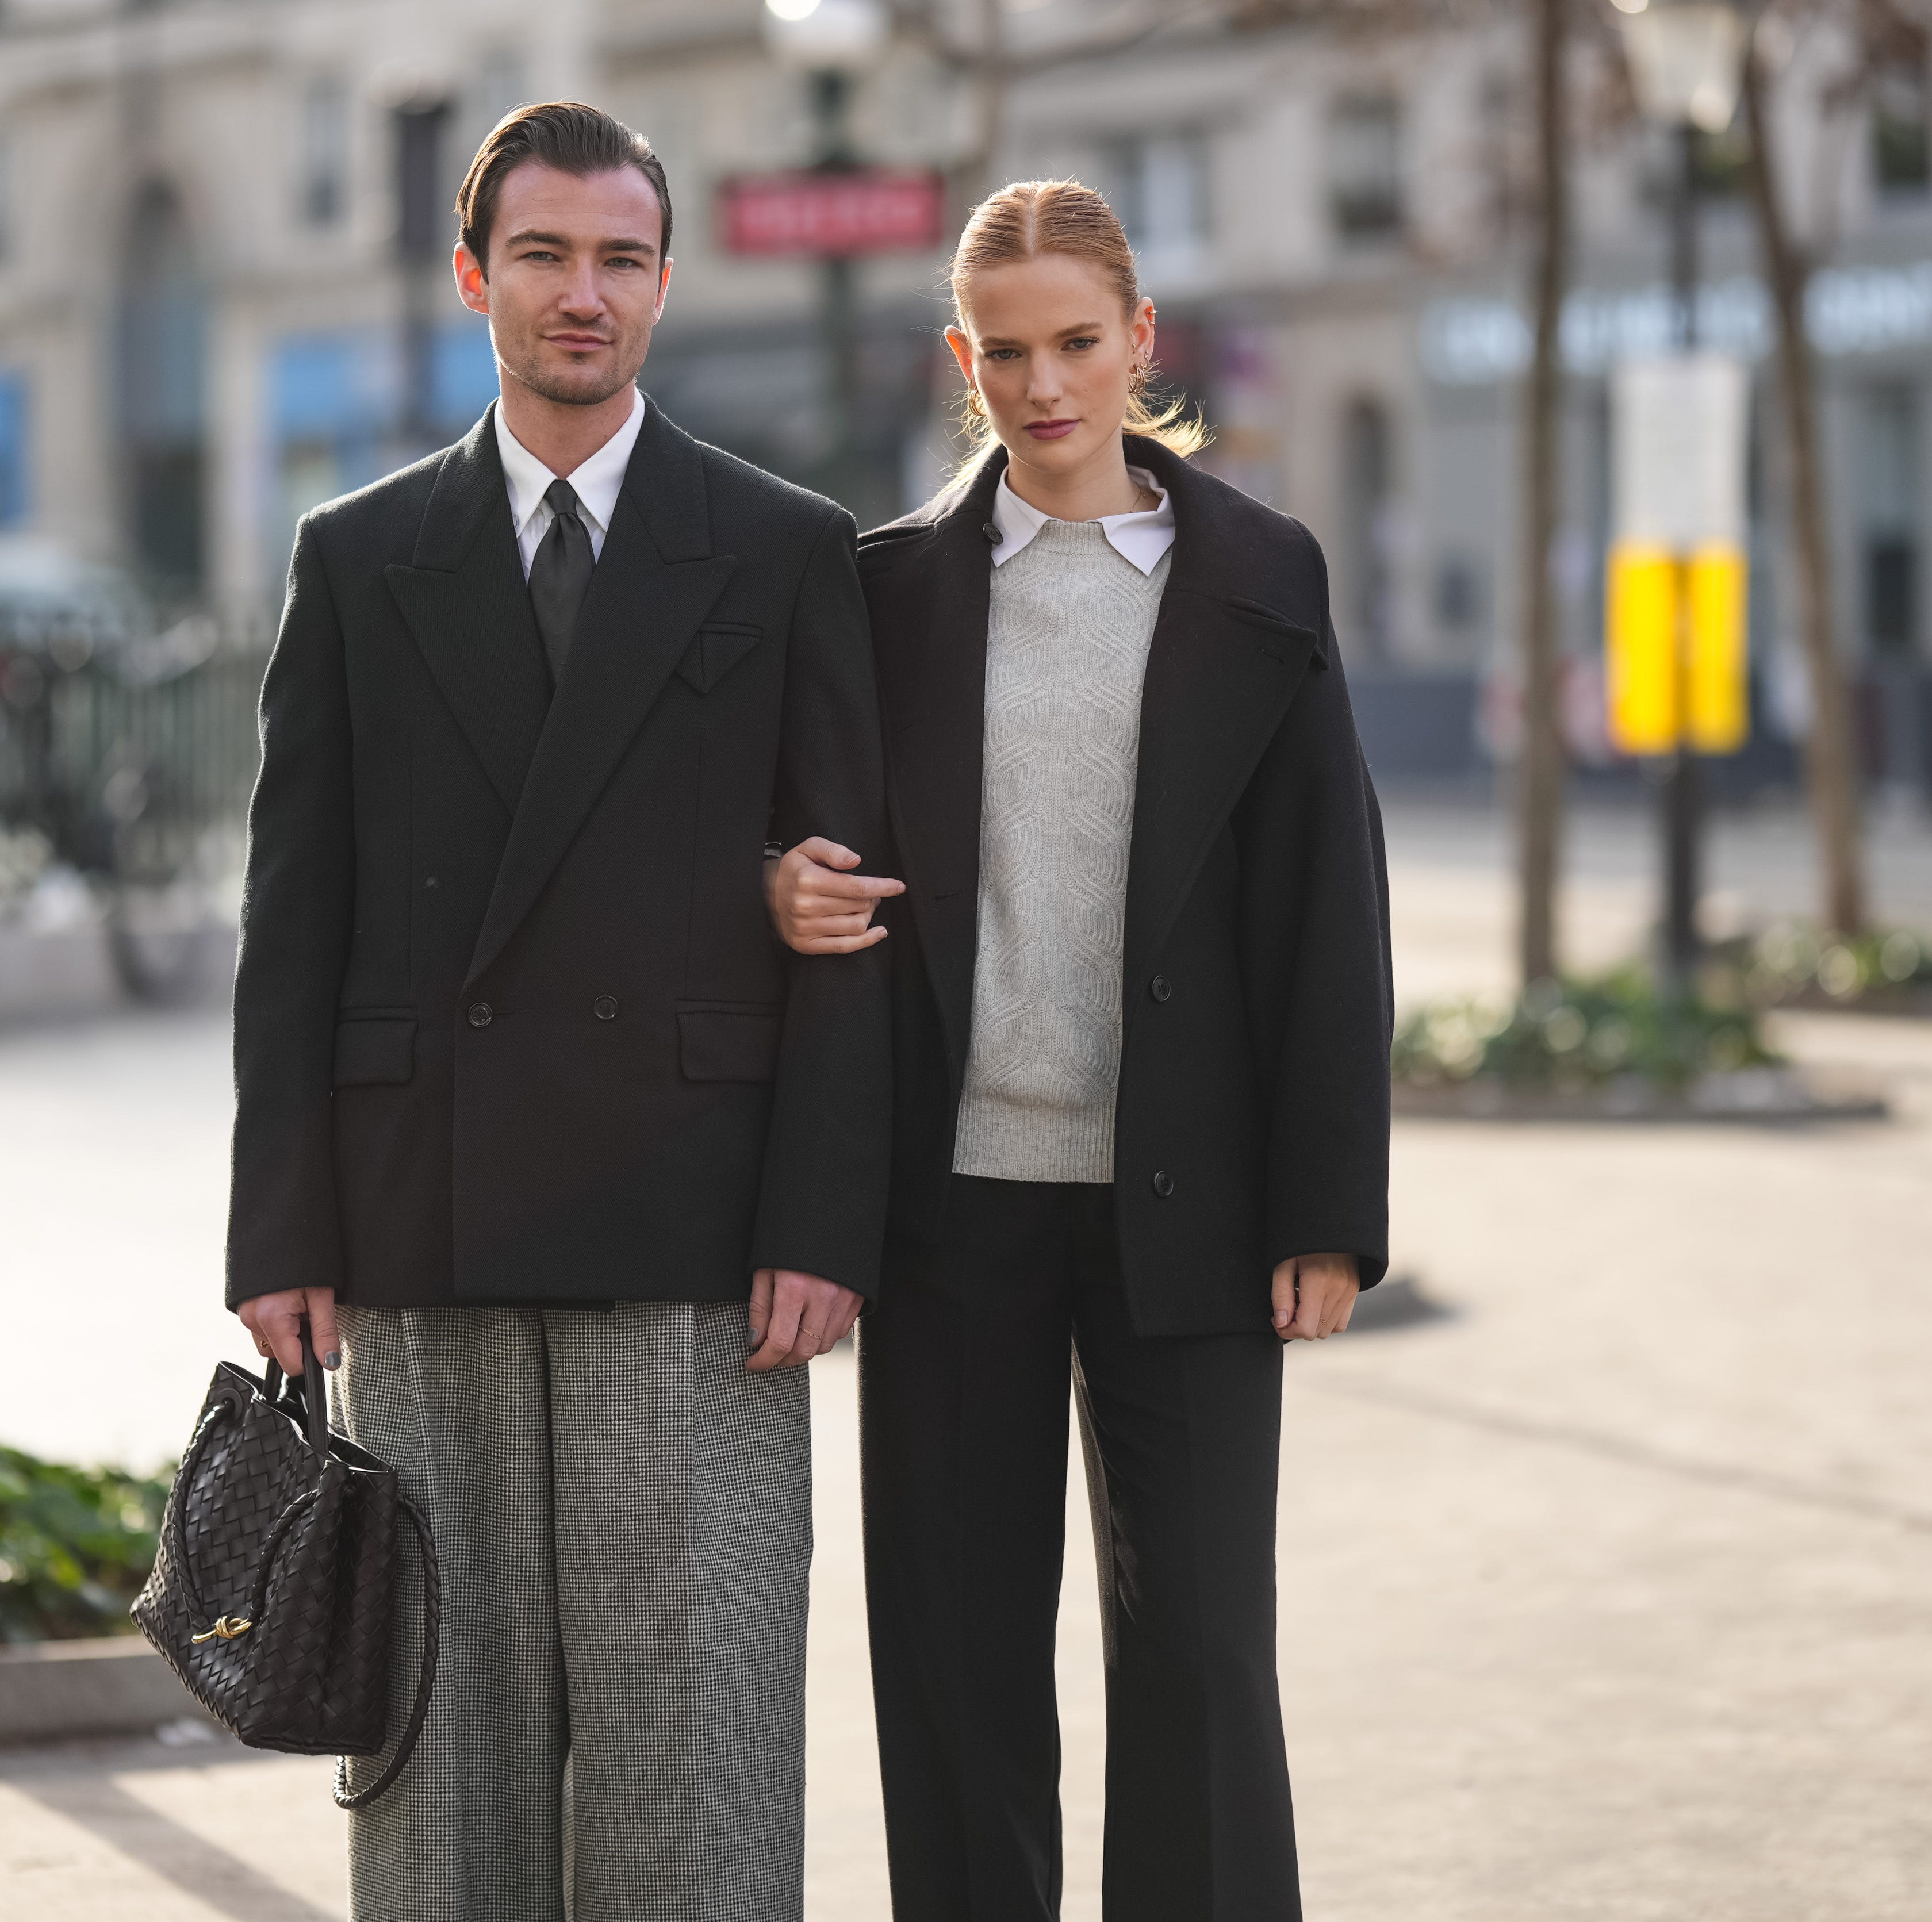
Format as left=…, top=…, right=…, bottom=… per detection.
left=528, top=478, right=594, bottom=684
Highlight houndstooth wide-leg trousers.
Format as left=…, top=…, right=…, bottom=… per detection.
left=331, top=1302, right=812, bottom=1922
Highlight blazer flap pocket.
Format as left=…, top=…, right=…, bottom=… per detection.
left=1222, top=598, right=1325, bottom=667
left=332, top=1016, right=416, bottom=1088
left=676, top=1003, right=783, bottom=1083
left=675, top=623, right=763, bottom=695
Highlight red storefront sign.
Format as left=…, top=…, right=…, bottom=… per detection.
left=719, top=169, right=946, bottom=257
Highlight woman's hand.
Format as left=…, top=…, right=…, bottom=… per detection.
left=1271, top=1254, right=1358, bottom=1341
left=765, top=837, right=906, bottom=956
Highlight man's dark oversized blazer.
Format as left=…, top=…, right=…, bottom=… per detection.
left=862, top=435, right=1392, bottom=1337
left=227, top=398, right=892, bottom=1310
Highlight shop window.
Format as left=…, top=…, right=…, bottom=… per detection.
left=1329, top=95, right=1403, bottom=240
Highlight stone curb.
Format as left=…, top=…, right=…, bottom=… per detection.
left=0, top=1637, right=205, bottom=1745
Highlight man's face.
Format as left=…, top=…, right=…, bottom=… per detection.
left=455, top=160, right=670, bottom=407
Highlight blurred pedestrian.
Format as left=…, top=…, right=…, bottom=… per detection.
left=227, top=101, right=891, bottom=1922
left=767, top=178, right=1392, bottom=1922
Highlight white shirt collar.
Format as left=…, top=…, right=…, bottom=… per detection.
left=493, top=387, right=646, bottom=560
left=988, top=465, right=1176, bottom=576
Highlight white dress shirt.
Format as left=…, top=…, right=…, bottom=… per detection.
left=987, top=464, right=1176, bottom=576
left=494, top=387, right=647, bottom=580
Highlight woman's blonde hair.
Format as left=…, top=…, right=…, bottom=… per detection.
left=948, top=178, right=1209, bottom=463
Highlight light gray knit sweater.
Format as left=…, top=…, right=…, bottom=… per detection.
left=953, top=516, right=1171, bottom=1184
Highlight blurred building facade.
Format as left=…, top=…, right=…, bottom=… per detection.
left=1, top=0, right=1928, bottom=789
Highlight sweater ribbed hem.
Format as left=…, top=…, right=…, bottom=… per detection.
left=951, top=1091, right=1114, bottom=1184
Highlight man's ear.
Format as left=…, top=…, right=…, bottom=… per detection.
left=653, top=256, right=674, bottom=322
left=454, top=242, right=490, bottom=317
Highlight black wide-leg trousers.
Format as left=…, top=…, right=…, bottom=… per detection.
left=859, top=1176, right=1301, bottom=1922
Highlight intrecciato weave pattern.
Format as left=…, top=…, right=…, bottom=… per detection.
left=132, top=1356, right=436, bottom=1804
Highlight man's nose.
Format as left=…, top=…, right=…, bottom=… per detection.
left=557, top=268, right=604, bottom=319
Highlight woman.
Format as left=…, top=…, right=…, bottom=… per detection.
left=770, top=181, right=1391, bottom=1920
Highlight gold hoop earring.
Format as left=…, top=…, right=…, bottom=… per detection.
left=965, top=387, right=987, bottom=418
left=1128, top=359, right=1151, bottom=400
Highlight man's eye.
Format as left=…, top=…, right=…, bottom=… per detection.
left=523, top=250, right=560, bottom=263
left=607, top=256, right=642, bottom=270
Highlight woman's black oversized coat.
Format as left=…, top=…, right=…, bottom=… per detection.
left=860, top=436, right=1392, bottom=1336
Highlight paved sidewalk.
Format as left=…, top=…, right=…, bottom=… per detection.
left=3, top=801, right=1928, bottom=1919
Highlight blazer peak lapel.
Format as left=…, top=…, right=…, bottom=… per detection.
left=386, top=412, right=551, bottom=816
left=466, top=482, right=734, bottom=987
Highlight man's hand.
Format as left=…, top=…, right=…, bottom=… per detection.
left=764, top=837, right=905, bottom=956
left=1271, top=1254, right=1359, bottom=1342
left=237, top=1286, right=341, bottom=1376
left=747, top=1269, right=863, bottom=1371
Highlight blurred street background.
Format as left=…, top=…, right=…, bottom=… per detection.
left=2, top=0, right=1931, bottom=1917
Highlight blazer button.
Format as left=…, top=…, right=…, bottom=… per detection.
left=982, top=520, right=1003, bottom=544
left=594, top=996, right=618, bottom=1021
left=1150, top=973, right=1172, bottom=1002
left=1152, top=1169, right=1174, bottom=1198
left=467, top=1002, right=493, bottom=1029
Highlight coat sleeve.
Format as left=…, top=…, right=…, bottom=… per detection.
left=1254, top=613, right=1393, bottom=1291
left=747, top=508, right=894, bottom=1297
left=225, top=519, right=356, bottom=1310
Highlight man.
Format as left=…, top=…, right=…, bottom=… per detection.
left=227, top=102, right=890, bottom=1921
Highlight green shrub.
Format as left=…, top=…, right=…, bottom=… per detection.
left=1726, top=922, right=1932, bottom=1006
left=0, top=1446, right=172, bottom=1643
left=1393, top=965, right=1781, bottom=1092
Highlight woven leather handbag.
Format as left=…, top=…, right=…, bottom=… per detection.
left=131, top=1328, right=440, bottom=1809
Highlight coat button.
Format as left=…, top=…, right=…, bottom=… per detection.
left=982, top=520, right=1003, bottom=544
left=467, top=1002, right=492, bottom=1029
left=1150, top=974, right=1172, bottom=1002
left=594, top=996, right=618, bottom=1021
left=1152, top=1169, right=1174, bottom=1198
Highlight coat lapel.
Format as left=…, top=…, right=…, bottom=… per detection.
left=465, top=401, right=733, bottom=987
left=1122, top=446, right=1327, bottom=995
left=385, top=408, right=553, bottom=816
left=867, top=455, right=1004, bottom=1090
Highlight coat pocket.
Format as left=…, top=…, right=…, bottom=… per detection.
left=674, top=623, right=762, bottom=695
left=675, top=1001, right=783, bottom=1082
left=331, top=1014, right=416, bottom=1088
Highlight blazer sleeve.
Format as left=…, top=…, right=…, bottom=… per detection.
left=225, top=519, right=356, bottom=1310
left=1254, top=618, right=1393, bottom=1290
left=747, top=508, right=894, bottom=1297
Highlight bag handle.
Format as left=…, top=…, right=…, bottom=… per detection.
left=333, top=1494, right=442, bottom=1810
left=261, top=1322, right=330, bottom=1456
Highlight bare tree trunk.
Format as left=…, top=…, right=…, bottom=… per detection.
left=1741, top=35, right=1868, bottom=934
left=1517, top=0, right=1568, bottom=988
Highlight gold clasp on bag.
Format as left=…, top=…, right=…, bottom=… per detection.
left=191, top=1615, right=253, bottom=1644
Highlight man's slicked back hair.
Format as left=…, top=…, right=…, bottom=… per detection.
left=456, top=101, right=672, bottom=276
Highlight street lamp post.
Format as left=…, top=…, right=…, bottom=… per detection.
left=1613, top=0, right=1745, bottom=987
left=764, top=0, right=890, bottom=508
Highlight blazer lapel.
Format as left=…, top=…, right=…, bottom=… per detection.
left=1123, top=448, right=1327, bottom=997
left=385, top=408, right=552, bottom=817
left=466, top=401, right=733, bottom=987
left=869, top=455, right=1004, bottom=1091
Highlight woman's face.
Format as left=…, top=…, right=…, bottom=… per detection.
left=946, top=253, right=1155, bottom=485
